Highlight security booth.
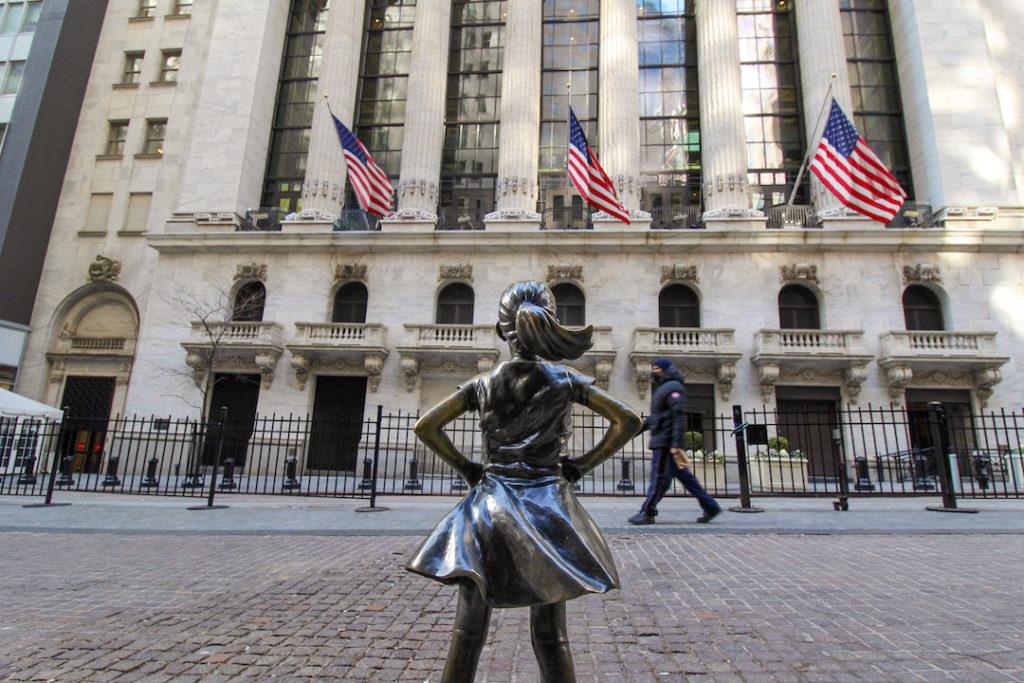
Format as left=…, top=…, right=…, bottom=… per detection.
left=0, top=389, right=64, bottom=485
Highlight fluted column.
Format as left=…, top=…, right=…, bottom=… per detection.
left=695, top=0, right=758, bottom=219
left=795, top=1, right=855, bottom=216
left=300, top=0, right=368, bottom=220
left=598, top=0, right=642, bottom=218
left=487, top=0, right=542, bottom=221
left=392, top=0, right=453, bottom=222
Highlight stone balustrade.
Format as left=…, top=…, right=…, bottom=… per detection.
left=629, top=327, right=741, bottom=400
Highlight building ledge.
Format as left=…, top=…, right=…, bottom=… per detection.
left=396, top=324, right=501, bottom=391
left=181, top=321, right=284, bottom=389
left=286, top=323, right=389, bottom=391
left=878, top=331, right=1010, bottom=406
left=629, top=327, right=741, bottom=400
left=751, top=329, right=873, bottom=404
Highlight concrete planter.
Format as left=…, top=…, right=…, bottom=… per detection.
left=749, top=455, right=809, bottom=492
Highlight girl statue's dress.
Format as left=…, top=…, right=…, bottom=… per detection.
left=407, top=360, right=618, bottom=607
left=406, top=281, right=642, bottom=683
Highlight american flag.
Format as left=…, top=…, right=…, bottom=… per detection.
left=330, top=113, right=393, bottom=217
left=809, top=99, right=907, bottom=224
left=567, top=108, right=630, bottom=224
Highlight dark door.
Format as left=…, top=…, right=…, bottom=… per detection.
left=61, top=376, right=116, bottom=473
left=308, top=376, right=367, bottom=471
left=776, top=399, right=841, bottom=481
left=204, top=374, right=260, bottom=468
left=906, top=389, right=973, bottom=478
left=683, top=384, right=716, bottom=451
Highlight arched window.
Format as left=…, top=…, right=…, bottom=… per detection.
left=551, top=283, right=585, bottom=326
left=659, top=284, right=700, bottom=328
left=778, top=285, right=819, bottom=329
left=436, top=283, right=474, bottom=324
left=903, top=285, right=944, bottom=331
left=232, top=281, right=266, bottom=322
left=332, top=282, right=368, bottom=323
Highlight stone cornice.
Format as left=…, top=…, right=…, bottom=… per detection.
left=147, top=228, right=1024, bottom=255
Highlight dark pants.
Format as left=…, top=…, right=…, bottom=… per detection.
left=640, top=448, right=720, bottom=517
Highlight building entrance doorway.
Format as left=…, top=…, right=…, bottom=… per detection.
left=308, top=376, right=367, bottom=471
left=60, top=376, right=116, bottom=473
left=204, top=374, right=260, bottom=468
left=906, top=389, right=974, bottom=478
left=776, top=387, right=841, bottom=482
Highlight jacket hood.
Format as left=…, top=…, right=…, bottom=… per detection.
left=654, top=366, right=685, bottom=386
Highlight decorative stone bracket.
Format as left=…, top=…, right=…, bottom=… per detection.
left=755, top=363, right=780, bottom=404
left=843, top=365, right=870, bottom=403
left=400, top=355, right=496, bottom=392
left=632, top=360, right=737, bottom=402
left=290, top=351, right=386, bottom=392
left=185, top=348, right=281, bottom=390
left=883, top=364, right=1003, bottom=408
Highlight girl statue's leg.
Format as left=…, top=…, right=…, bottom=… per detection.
left=441, top=582, right=492, bottom=683
left=530, top=600, right=575, bottom=682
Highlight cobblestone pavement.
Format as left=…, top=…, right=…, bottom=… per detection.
left=1, top=532, right=1022, bottom=682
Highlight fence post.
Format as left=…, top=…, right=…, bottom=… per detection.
left=925, top=402, right=976, bottom=513
left=23, top=411, right=73, bottom=508
left=616, top=455, right=634, bottom=491
left=188, top=406, right=229, bottom=510
left=357, top=404, right=388, bottom=512
left=729, top=405, right=763, bottom=514
left=832, top=425, right=850, bottom=511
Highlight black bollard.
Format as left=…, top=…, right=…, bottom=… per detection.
left=56, top=453, right=75, bottom=487
left=912, top=450, right=935, bottom=490
left=451, top=473, right=468, bottom=491
left=616, top=456, right=634, bottom=491
left=218, top=457, right=237, bottom=490
left=17, top=453, right=37, bottom=486
left=282, top=454, right=301, bottom=491
left=101, top=454, right=122, bottom=487
left=357, top=455, right=374, bottom=490
left=141, top=456, right=160, bottom=488
left=404, top=456, right=422, bottom=490
left=854, top=456, right=874, bottom=491
left=973, top=453, right=991, bottom=491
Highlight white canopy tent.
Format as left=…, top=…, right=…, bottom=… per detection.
left=0, top=389, right=62, bottom=479
left=0, top=389, right=63, bottom=420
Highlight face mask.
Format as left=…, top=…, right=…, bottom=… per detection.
left=650, top=372, right=661, bottom=383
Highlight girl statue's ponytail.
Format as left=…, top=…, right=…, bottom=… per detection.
left=497, top=282, right=593, bottom=361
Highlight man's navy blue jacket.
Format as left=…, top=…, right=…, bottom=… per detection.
left=642, top=366, right=687, bottom=450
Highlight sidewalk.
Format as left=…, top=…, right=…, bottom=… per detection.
left=2, top=490, right=1022, bottom=536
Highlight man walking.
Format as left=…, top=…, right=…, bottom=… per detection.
left=628, top=358, right=722, bottom=525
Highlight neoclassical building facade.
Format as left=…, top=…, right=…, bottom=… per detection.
left=13, top=0, right=1024, bottom=447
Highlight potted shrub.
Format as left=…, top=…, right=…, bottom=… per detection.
left=683, top=431, right=726, bottom=488
left=749, top=435, right=808, bottom=492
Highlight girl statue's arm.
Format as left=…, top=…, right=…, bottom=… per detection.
left=413, top=390, right=484, bottom=485
left=565, top=386, right=643, bottom=477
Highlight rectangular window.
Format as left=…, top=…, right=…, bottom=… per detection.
left=84, top=194, right=113, bottom=233
left=0, top=3, right=25, bottom=35
left=136, top=0, right=157, bottom=19
left=124, top=193, right=152, bottom=232
left=106, top=120, right=128, bottom=155
left=122, top=52, right=144, bottom=85
left=170, top=0, right=192, bottom=16
left=1, top=61, right=25, bottom=96
left=159, top=50, right=180, bottom=82
left=142, top=119, right=166, bottom=156
left=22, top=1, right=41, bottom=32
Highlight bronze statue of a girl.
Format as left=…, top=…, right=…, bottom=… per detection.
left=408, top=281, right=642, bottom=682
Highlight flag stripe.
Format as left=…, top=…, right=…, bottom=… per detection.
left=809, top=99, right=906, bottom=224
left=567, top=108, right=630, bottom=224
left=332, top=113, right=393, bottom=217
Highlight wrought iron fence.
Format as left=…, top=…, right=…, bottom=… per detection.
left=648, top=206, right=704, bottom=230
left=238, top=207, right=288, bottom=232
left=765, top=204, right=819, bottom=229
left=541, top=207, right=593, bottom=230
left=3, top=404, right=1021, bottom=503
left=334, top=209, right=383, bottom=231
left=436, top=208, right=487, bottom=231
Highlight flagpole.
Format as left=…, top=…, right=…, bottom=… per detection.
left=787, top=73, right=837, bottom=207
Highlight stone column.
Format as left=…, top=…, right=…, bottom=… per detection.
left=299, top=0, right=368, bottom=220
left=597, top=0, right=643, bottom=224
left=795, top=1, right=855, bottom=217
left=388, top=0, right=453, bottom=227
left=176, top=2, right=289, bottom=219
left=695, top=0, right=760, bottom=223
left=485, top=0, right=542, bottom=228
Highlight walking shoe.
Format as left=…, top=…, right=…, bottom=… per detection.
left=695, top=507, right=721, bottom=524
left=628, top=512, right=655, bottom=525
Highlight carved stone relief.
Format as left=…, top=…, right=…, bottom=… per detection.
left=780, top=263, right=819, bottom=286
left=88, top=255, right=122, bottom=283
left=547, top=264, right=583, bottom=284
left=335, top=263, right=368, bottom=283
left=661, top=264, right=699, bottom=285
left=438, top=264, right=473, bottom=283
left=902, top=263, right=942, bottom=285
left=234, top=263, right=267, bottom=282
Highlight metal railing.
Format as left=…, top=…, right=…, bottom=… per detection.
left=766, top=204, right=819, bottom=230
left=541, top=207, right=593, bottom=230
left=334, top=209, right=383, bottom=231
left=436, top=208, right=487, bottom=231
left=4, top=404, right=1021, bottom=505
left=648, top=206, right=704, bottom=230
left=888, top=203, right=940, bottom=228
left=239, top=208, right=288, bottom=232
